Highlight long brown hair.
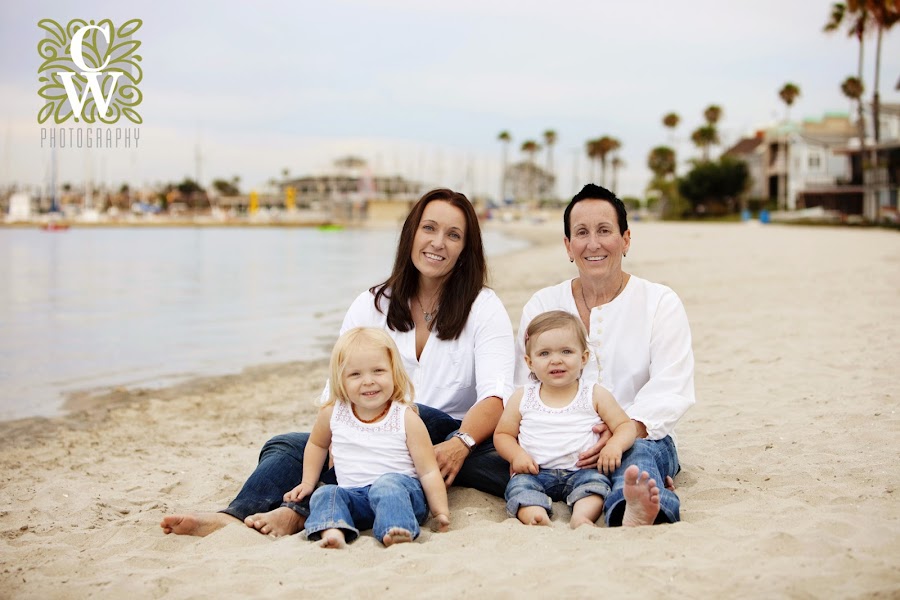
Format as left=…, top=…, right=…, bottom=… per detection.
left=371, top=188, right=486, bottom=340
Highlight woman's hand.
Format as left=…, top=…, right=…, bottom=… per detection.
left=433, top=438, right=470, bottom=486
left=575, top=423, right=612, bottom=469
left=283, top=482, right=315, bottom=503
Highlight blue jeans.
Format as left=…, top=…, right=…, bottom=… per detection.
left=304, top=473, right=428, bottom=544
left=604, top=436, right=681, bottom=526
left=504, top=468, right=611, bottom=517
left=220, top=403, right=510, bottom=522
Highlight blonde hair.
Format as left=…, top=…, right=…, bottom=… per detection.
left=325, top=327, right=416, bottom=411
left=524, top=310, right=588, bottom=356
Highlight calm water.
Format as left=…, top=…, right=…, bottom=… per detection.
left=0, top=226, right=527, bottom=421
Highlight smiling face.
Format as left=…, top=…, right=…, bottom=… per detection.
left=410, top=200, right=467, bottom=285
left=564, top=199, right=631, bottom=279
left=340, top=342, right=396, bottom=420
left=524, top=325, right=589, bottom=389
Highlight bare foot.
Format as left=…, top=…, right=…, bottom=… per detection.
left=665, top=476, right=676, bottom=492
left=160, top=512, right=239, bottom=537
left=382, top=527, right=414, bottom=546
left=621, top=465, right=660, bottom=527
left=569, top=516, right=597, bottom=529
left=318, top=529, right=346, bottom=549
left=516, top=506, right=550, bottom=526
left=570, top=495, right=603, bottom=529
left=243, top=507, right=305, bottom=537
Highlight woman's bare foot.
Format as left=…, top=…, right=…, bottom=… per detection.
left=318, top=529, right=346, bottom=549
left=382, top=527, right=413, bottom=546
left=243, top=507, right=305, bottom=537
left=621, top=465, right=661, bottom=527
left=160, top=512, right=239, bottom=537
left=516, top=506, right=550, bottom=526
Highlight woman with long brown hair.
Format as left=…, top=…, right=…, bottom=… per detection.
left=162, top=188, right=514, bottom=538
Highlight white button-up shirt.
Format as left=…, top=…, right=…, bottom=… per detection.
left=327, top=287, right=515, bottom=420
left=515, top=276, right=695, bottom=444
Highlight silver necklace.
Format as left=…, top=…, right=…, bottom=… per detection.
left=580, top=273, right=626, bottom=312
left=418, top=296, right=438, bottom=323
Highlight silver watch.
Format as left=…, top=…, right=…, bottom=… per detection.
left=452, top=431, right=476, bottom=453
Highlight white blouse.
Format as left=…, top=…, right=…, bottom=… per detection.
left=515, top=276, right=695, bottom=444
left=326, top=287, right=515, bottom=420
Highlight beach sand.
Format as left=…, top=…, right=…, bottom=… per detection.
left=1, top=220, right=898, bottom=598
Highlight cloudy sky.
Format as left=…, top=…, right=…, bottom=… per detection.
left=1, top=0, right=898, bottom=200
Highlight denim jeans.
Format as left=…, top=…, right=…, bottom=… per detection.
left=220, top=403, right=510, bottom=522
left=504, top=468, right=611, bottom=517
left=604, top=436, right=681, bottom=526
left=303, top=473, right=428, bottom=544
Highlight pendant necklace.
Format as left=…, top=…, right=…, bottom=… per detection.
left=418, top=295, right=438, bottom=323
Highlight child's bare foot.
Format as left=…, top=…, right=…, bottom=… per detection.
left=622, top=465, right=661, bottom=527
left=516, top=506, right=550, bottom=526
left=318, top=529, right=346, bottom=549
left=570, top=495, right=603, bottom=529
left=382, top=527, right=413, bottom=546
left=569, top=515, right=598, bottom=529
left=160, top=512, right=239, bottom=537
left=243, top=507, right=305, bottom=537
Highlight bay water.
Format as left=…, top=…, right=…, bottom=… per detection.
left=0, top=226, right=527, bottom=421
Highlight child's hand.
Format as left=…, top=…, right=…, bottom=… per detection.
left=597, top=447, right=623, bottom=475
left=510, top=451, right=540, bottom=475
left=283, top=482, right=315, bottom=503
left=431, top=513, right=450, bottom=533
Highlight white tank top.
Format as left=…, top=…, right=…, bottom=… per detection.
left=330, top=400, right=417, bottom=488
left=518, top=379, right=601, bottom=470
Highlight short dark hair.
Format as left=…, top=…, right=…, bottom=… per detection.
left=563, top=184, right=628, bottom=238
left=371, top=188, right=486, bottom=340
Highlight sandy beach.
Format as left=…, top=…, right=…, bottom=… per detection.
left=1, top=220, right=898, bottom=599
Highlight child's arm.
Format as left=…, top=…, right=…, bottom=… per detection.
left=283, top=405, right=334, bottom=502
left=592, top=386, right=638, bottom=475
left=405, top=409, right=450, bottom=532
left=493, top=389, right=539, bottom=475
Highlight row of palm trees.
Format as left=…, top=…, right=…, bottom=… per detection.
left=497, top=130, right=558, bottom=201
left=497, top=130, right=626, bottom=201
left=497, top=1, right=897, bottom=207
left=825, top=1, right=899, bottom=148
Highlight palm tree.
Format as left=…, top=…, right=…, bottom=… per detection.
left=778, top=83, right=801, bottom=122
left=841, top=75, right=864, bottom=102
left=777, top=84, right=800, bottom=213
left=543, top=129, right=557, bottom=197
left=825, top=2, right=869, bottom=145
left=497, top=131, right=512, bottom=201
left=585, top=139, right=600, bottom=183
left=647, top=146, right=677, bottom=179
left=521, top=140, right=541, bottom=202
left=662, top=112, right=680, bottom=144
left=691, top=126, right=719, bottom=162
left=867, top=2, right=900, bottom=144
left=611, top=155, right=624, bottom=192
left=594, top=136, right=620, bottom=187
left=701, top=105, right=723, bottom=159
left=703, top=105, right=723, bottom=127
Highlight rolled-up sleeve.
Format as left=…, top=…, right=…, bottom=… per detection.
left=472, top=291, right=516, bottom=405
left=626, top=291, right=696, bottom=440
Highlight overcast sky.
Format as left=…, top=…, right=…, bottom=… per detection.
left=1, top=0, right=898, bottom=200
